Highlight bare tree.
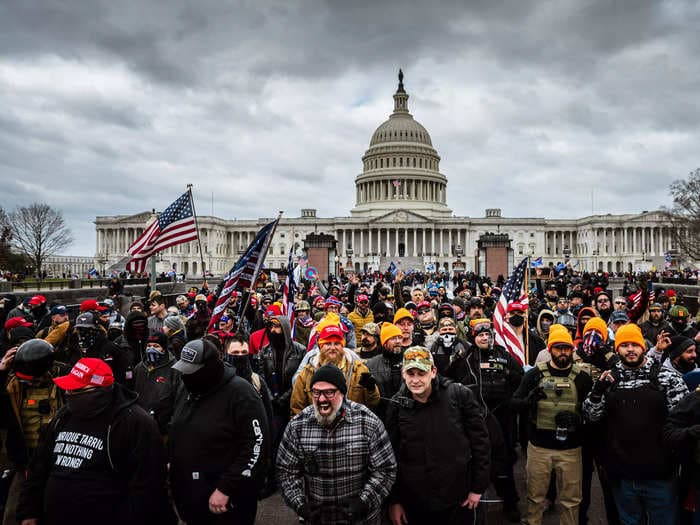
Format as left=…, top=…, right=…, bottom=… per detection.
left=663, top=168, right=700, bottom=262
left=7, top=203, right=73, bottom=278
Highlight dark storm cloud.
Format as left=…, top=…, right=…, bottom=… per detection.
left=1, top=1, right=699, bottom=254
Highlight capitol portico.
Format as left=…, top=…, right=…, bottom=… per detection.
left=95, top=72, right=678, bottom=279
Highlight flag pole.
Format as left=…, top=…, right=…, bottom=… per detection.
left=236, top=211, right=283, bottom=333
left=187, top=184, right=207, bottom=284
left=524, top=255, right=531, bottom=366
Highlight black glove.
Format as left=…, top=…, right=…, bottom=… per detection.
left=340, top=496, right=370, bottom=521
left=297, top=502, right=321, bottom=521
left=525, top=386, right=546, bottom=407
left=555, top=410, right=582, bottom=429
left=591, top=373, right=616, bottom=399
left=359, top=372, right=377, bottom=391
left=688, top=424, right=700, bottom=439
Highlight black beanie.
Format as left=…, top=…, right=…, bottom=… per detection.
left=310, top=364, right=347, bottom=395
left=147, top=331, right=169, bottom=351
left=668, top=336, right=695, bottom=360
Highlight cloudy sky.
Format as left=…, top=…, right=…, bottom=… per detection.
left=1, top=1, right=698, bottom=256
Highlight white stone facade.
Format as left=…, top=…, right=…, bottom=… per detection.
left=95, top=73, right=677, bottom=277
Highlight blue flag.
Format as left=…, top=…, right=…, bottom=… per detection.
left=387, top=261, right=398, bottom=278
left=530, top=257, right=543, bottom=268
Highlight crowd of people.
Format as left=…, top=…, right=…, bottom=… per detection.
left=0, top=264, right=700, bottom=525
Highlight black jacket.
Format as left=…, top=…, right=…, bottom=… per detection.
left=365, top=351, right=404, bottom=421
left=17, top=384, right=174, bottom=525
left=132, top=353, right=181, bottom=435
left=168, top=367, right=270, bottom=522
left=385, top=377, right=491, bottom=511
left=664, top=390, right=700, bottom=488
left=252, top=316, right=305, bottom=413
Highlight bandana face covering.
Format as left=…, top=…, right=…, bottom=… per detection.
left=439, top=333, right=456, bottom=347
left=66, top=386, right=114, bottom=419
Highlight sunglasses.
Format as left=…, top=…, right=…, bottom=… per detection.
left=417, top=308, right=431, bottom=314
left=615, top=301, right=626, bottom=305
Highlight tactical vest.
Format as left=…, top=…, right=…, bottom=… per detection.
left=21, top=384, right=58, bottom=450
left=534, top=362, right=580, bottom=431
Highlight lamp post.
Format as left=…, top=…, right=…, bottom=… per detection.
left=334, top=255, right=340, bottom=278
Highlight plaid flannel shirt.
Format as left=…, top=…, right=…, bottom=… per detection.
left=276, top=399, right=397, bottom=524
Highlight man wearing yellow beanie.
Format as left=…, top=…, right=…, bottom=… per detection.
left=583, top=322, right=689, bottom=525
left=513, top=324, right=592, bottom=525
left=393, top=308, right=416, bottom=349
left=365, top=323, right=406, bottom=421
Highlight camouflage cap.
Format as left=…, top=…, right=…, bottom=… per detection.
left=402, top=346, right=434, bottom=372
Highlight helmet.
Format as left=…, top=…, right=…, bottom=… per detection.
left=296, top=300, right=311, bottom=311
left=75, top=311, right=98, bottom=329
left=556, top=313, right=577, bottom=331
left=14, top=339, right=55, bottom=379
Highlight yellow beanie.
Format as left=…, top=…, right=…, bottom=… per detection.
left=380, top=323, right=404, bottom=346
left=614, top=323, right=645, bottom=352
left=547, top=324, right=574, bottom=351
left=393, top=308, right=414, bottom=324
left=317, top=312, right=340, bottom=333
left=583, top=317, right=608, bottom=343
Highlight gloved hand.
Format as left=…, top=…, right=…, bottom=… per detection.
left=297, top=501, right=321, bottom=521
left=590, top=370, right=618, bottom=400
left=582, top=331, right=605, bottom=358
left=340, top=496, right=370, bottom=521
left=687, top=424, right=700, bottom=439
left=359, top=372, right=377, bottom=391
left=525, top=386, right=546, bottom=407
left=555, top=410, right=582, bottom=429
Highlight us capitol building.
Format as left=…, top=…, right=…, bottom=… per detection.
left=95, top=72, right=674, bottom=279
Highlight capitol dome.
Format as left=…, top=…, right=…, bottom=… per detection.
left=351, top=70, right=451, bottom=218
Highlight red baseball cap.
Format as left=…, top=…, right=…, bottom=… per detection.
left=416, top=301, right=432, bottom=310
left=357, top=294, right=369, bottom=303
left=4, top=317, right=33, bottom=330
left=28, top=295, right=47, bottom=306
left=507, top=302, right=528, bottom=313
left=318, top=324, right=344, bottom=343
left=53, top=358, right=114, bottom=391
left=265, top=304, right=282, bottom=317
left=80, top=299, right=107, bottom=312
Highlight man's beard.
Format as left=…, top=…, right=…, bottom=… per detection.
left=554, top=354, right=573, bottom=368
left=621, top=352, right=644, bottom=368
left=361, top=337, right=376, bottom=349
left=319, top=352, right=343, bottom=366
left=677, top=358, right=696, bottom=373
left=313, top=398, right=342, bottom=427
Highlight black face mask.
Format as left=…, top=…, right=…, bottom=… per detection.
left=509, top=315, right=525, bottom=327
left=182, top=360, right=224, bottom=394
left=226, top=355, right=252, bottom=379
left=77, top=329, right=98, bottom=352
left=66, top=386, right=114, bottom=419
left=268, top=330, right=286, bottom=350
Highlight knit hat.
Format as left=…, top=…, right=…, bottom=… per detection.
left=451, top=297, right=467, bottom=310
left=614, top=323, right=646, bottom=352
left=547, top=324, right=574, bottom=351
left=164, top=315, right=185, bottom=333
left=310, top=364, right=347, bottom=395
left=583, top=317, right=608, bottom=343
left=147, top=331, right=169, bottom=350
left=668, top=336, right=695, bottom=360
left=380, top=323, right=403, bottom=346
left=393, top=308, right=414, bottom=324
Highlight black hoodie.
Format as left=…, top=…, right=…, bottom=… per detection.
left=17, top=384, right=175, bottom=525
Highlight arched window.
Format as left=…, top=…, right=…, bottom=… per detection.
left=399, top=158, right=403, bottom=167
left=413, top=158, right=416, bottom=167
left=393, top=157, right=396, bottom=167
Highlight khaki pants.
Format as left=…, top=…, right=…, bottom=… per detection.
left=524, top=443, right=582, bottom=525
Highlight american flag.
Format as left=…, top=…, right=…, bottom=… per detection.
left=392, top=179, right=401, bottom=187
left=282, top=246, right=297, bottom=334
left=126, top=192, right=198, bottom=273
left=493, top=257, right=529, bottom=366
left=207, top=219, right=277, bottom=332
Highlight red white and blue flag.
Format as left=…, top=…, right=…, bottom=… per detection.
left=207, top=219, right=277, bottom=332
left=493, top=257, right=530, bottom=366
left=126, top=192, right=198, bottom=273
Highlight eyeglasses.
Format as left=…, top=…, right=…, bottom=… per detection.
left=311, top=388, right=339, bottom=399
left=404, top=348, right=430, bottom=361
left=473, top=325, right=491, bottom=335
left=417, top=308, right=431, bottom=314
left=597, top=298, right=610, bottom=303
left=358, top=300, right=369, bottom=305
left=614, top=301, right=626, bottom=305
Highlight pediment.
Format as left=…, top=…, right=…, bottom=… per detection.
left=115, top=211, right=154, bottom=224
left=368, top=209, right=432, bottom=224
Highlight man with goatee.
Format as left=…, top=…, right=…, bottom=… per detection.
left=277, top=365, right=396, bottom=524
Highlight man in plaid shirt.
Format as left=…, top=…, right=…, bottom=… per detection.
left=276, top=364, right=396, bottom=524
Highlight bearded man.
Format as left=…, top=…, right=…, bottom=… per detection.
left=277, top=365, right=396, bottom=524
left=290, top=325, right=379, bottom=415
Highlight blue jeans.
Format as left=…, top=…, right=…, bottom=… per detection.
left=611, top=478, right=677, bottom=525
